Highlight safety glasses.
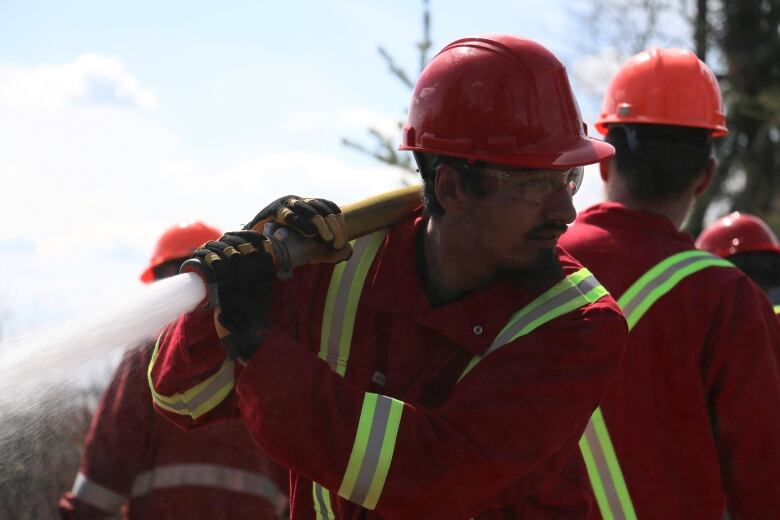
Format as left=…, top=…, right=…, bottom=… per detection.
left=472, top=165, right=584, bottom=203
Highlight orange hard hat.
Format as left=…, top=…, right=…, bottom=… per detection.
left=140, top=221, right=222, bottom=283
left=399, top=34, right=614, bottom=169
left=595, top=48, right=727, bottom=137
left=696, top=212, right=780, bottom=258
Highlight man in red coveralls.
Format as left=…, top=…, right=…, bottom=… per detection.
left=149, top=35, right=629, bottom=519
left=59, top=222, right=288, bottom=519
left=560, top=48, right=780, bottom=519
left=697, top=212, right=780, bottom=314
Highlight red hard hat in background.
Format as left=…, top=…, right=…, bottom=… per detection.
left=595, top=48, right=728, bottom=137
left=399, top=34, right=614, bottom=169
left=696, top=212, right=780, bottom=258
left=140, top=221, right=222, bottom=283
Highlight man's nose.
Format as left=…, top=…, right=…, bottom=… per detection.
left=543, top=184, right=577, bottom=224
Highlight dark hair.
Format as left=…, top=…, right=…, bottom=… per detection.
left=413, top=152, right=489, bottom=219
left=606, top=124, right=712, bottom=203
left=727, top=251, right=780, bottom=292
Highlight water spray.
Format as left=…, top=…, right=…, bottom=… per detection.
left=0, top=186, right=422, bottom=402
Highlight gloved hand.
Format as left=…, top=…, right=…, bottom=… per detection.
left=191, top=231, right=276, bottom=362
left=245, top=195, right=352, bottom=264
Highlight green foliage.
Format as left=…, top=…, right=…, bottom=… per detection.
left=687, top=0, right=780, bottom=236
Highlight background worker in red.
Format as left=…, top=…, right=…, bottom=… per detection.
left=59, top=221, right=288, bottom=520
left=697, top=211, right=780, bottom=313
left=148, top=35, right=629, bottom=519
left=559, top=48, right=780, bottom=519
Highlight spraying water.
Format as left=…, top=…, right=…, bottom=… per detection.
left=0, top=272, right=204, bottom=406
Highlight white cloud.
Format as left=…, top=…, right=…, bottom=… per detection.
left=0, top=54, right=157, bottom=111
left=281, top=106, right=402, bottom=136
left=573, top=47, right=624, bottom=100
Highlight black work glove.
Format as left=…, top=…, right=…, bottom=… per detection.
left=245, top=195, right=352, bottom=263
left=191, top=231, right=276, bottom=362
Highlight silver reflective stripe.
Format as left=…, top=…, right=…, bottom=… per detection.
left=347, top=395, right=393, bottom=506
left=486, top=273, right=602, bottom=356
left=71, top=471, right=126, bottom=514
left=129, top=463, right=281, bottom=503
left=621, top=252, right=720, bottom=319
left=313, top=482, right=335, bottom=519
left=152, top=362, right=234, bottom=414
left=322, top=234, right=376, bottom=372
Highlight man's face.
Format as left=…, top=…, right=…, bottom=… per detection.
left=457, top=163, right=579, bottom=275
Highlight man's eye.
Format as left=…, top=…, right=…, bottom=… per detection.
left=518, top=179, right=547, bottom=189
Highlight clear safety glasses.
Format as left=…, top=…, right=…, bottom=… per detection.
left=473, top=165, right=585, bottom=203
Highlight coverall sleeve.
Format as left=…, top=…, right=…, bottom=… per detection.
left=59, top=346, right=155, bottom=519
left=234, top=302, right=627, bottom=519
left=702, top=278, right=780, bottom=518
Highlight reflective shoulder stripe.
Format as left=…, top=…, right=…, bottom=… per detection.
left=338, top=393, right=404, bottom=510
left=129, top=463, right=281, bottom=503
left=579, top=408, right=636, bottom=520
left=148, top=333, right=235, bottom=420
left=581, top=250, right=733, bottom=520
left=319, top=230, right=388, bottom=376
left=314, top=231, right=388, bottom=517
left=459, top=268, right=608, bottom=380
left=313, top=482, right=336, bottom=519
left=617, top=250, right=733, bottom=330
left=71, top=471, right=126, bottom=514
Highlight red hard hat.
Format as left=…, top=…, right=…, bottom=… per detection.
left=696, top=212, right=780, bottom=258
left=140, top=221, right=222, bottom=283
left=596, top=48, right=727, bottom=137
left=399, top=34, right=614, bottom=169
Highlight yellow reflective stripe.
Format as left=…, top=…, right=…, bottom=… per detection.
left=460, top=269, right=608, bottom=380
left=582, top=249, right=734, bottom=520
left=313, top=483, right=336, bottom=519
left=580, top=408, right=636, bottom=520
left=314, top=231, right=387, bottom=517
left=338, top=393, right=405, bottom=510
left=319, top=230, right=387, bottom=376
left=618, top=251, right=732, bottom=329
left=148, top=333, right=235, bottom=419
left=774, top=304, right=780, bottom=315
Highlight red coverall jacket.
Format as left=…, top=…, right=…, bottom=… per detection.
left=59, top=343, right=288, bottom=519
left=150, top=213, right=628, bottom=519
left=560, top=202, right=780, bottom=519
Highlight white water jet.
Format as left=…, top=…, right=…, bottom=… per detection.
left=0, top=272, right=205, bottom=408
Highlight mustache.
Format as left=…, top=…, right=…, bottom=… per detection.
left=526, top=222, right=568, bottom=239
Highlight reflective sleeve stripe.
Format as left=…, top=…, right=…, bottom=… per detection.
left=314, top=231, right=388, bottom=517
left=459, top=268, right=609, bottom=380
left=579, top=408, right=636, bottom=520
left=338, top=393, right=405, bottom=510
left=147, top=333, right=235, bottom=420
left=774, top=304, right=780, bottom=315
left=617, top=250, right=733, bottom=329
left=313, top=482, right=336, bottom=520
left=319, top=230, right=388, bottom=376
left=581, top=250, right=734, bottom=520
left=71, top=471, right=126, bottom=514
left=129, top=463, right=281, bottom=503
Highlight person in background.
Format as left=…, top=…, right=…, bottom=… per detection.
left=560, top=48, right=780, bottom=519
left=697, top=211, right=780, bottom=313
left=59, top=221, right=288, bottom=519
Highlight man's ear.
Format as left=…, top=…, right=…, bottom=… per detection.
left=692, top=158, right=716, bottom=197
left=435, top=164, right=468, bottom=214
left=599, top=159, right=610, bottom=182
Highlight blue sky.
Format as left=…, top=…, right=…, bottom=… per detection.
left=0, top=0, right=679, bottom=339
